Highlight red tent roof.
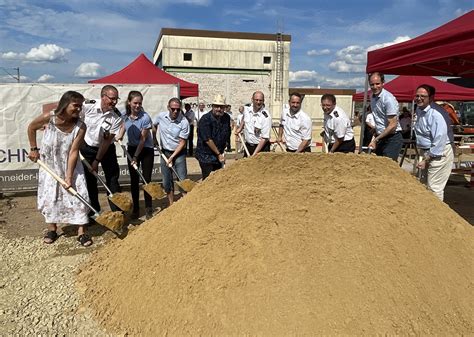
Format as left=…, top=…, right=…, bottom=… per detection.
left=89, top=53, right=199, bottom=98
left=353, top=75, right=474, bottom=102
left=367, top=11, right=474, bottom=77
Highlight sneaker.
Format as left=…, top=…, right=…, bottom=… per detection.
left=145, top=207, right=153, bottom=220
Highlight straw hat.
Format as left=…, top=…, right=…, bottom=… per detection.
left=212, top=94, right=226, bottom=106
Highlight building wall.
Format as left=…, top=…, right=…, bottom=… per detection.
left=177, top=72, right=271, bottom=115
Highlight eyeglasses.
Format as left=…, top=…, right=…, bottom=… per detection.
left=415, top=94, right=429, bottom=99
left=104, top=94, right=120, bottom=102
left=169, top=108, right=180, bottom=112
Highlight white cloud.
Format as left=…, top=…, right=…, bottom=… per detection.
left=328, top=61, right=365, bottom=73
left=307, top=49, right=330, bottom=56
left=1, top=44, right=70, bottom=63
left=289, top=70, right=321, bottom=82
left=0, top=75, right=30, bottom=83
left=74, top=62, right=102, bottom=78
left=455, top=8, right=469, bottom=16
left=367, top=36, right=410, bottom=52
left=328, top=36, right=411, bottom=73
left=37, top=74, right=55, bottom=83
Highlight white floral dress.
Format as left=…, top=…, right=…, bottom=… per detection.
left=38, top=117, right=89, bottom=225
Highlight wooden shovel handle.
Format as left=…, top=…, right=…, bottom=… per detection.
left=79, top=153, right=113, bottom=195
left=37, top=159, right=77, bottom=196
left=238, top=133, right=251, bottom=157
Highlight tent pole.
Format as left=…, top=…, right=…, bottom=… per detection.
left=358, top=74, right=369, bottom=153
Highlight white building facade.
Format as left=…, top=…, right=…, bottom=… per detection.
left=153, top=28, right=291, bottom=119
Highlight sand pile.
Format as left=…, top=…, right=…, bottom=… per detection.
left=77, top=153, right=474, bottom=335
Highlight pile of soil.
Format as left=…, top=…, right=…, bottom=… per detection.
left=77, top=153, right=474, bottom=335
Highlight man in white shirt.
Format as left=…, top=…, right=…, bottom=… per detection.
left=234, top=91, right=272, bottom=157
left=321, top=93, right=355, bottom=153
left=80, top=85, right=123, bottom=213
left=277, top=92, right=312, bottom=152
left=195, top=101, right=208, bottom=125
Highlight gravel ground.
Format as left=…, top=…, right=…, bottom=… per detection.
left=0, top=233, right=115, bottom=336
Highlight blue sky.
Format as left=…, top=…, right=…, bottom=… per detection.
left=0, top=0, right=472, bottom=89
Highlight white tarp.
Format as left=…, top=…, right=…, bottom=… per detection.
left=0, top=83, right=178, bottom=192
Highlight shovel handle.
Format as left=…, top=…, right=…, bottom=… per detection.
left=79, top=153, right=113, bottom=195
left=271, top=127, right=285, bottom=152
left=117, top=139, right=149, bottom=185
left=155, top=145, right=185, bottom=181
left=37, top=159, right=100, bottom=215
left=238, top=133, right=251, bottom=157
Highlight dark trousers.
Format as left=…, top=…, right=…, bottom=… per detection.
left=244, top=141, right=271, bottom=157
left=80, top=143, right=121, bottom=213
left=375, top=131, right=403, bottom=161
left=127, top=146, right=154, bottom=212
left=286, top=147, right=311, bottom=153
left=329, top=138, right=356, bottom=153
left=199, top=161, right=222, bottom=180
left=187, top=125, right=194, bottom=156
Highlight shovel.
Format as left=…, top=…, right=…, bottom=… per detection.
left=117, top=140, right=166, bottom=199
left=238, top=133, right=251, bottom=157
left=79, top=153, right=132, bottom=212
left=271, top=127, right=286, bottom=152
left=155, top=145, right=197, bottom=192
left=36, top=159, right=124, bottom=232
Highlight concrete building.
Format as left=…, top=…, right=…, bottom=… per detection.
left=153, top=28, right=291, bottom=119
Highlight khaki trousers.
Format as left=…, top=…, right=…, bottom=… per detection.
left=420, top=144, right=454, bottom=201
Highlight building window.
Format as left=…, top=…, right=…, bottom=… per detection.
left=184, top=53, right=192, bottom=61
left=263, top=56, right=271, bottom=64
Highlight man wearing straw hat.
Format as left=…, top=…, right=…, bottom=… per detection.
left=195, top=94, right=231, bottom=180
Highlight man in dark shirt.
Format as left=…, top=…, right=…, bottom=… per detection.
left=195, top=94, right=231, bottom=180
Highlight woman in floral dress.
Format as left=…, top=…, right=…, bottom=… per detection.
left=27, top=91, right=92, bottom=246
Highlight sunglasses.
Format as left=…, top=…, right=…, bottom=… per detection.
left=169, top=108, right=180, bottom=112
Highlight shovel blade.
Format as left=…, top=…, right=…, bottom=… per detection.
left=109, top=192, right=133, bottom=212
left=143, top=183, right=166, bottom=199
left=94, top=211, right=125, bottom=232
left=176, top=179, right=197, bottom=192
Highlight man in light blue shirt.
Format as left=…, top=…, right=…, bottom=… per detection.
left=368, top=72, right=403, bottom=161
left=153, top=97, right=189, bottom=206
left=414, top=84, right=454, bottom=201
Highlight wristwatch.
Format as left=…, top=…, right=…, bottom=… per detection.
left=30, top=147, right=40, bottom=151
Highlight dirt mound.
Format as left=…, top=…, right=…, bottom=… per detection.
left=77, top=153, right=474, bottom=335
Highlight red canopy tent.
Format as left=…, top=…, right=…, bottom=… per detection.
left=366, top=10, right=474, bottom=77
left=89, top=53, right=199, bottom=98
left=353, top=75, right=474, bottom=102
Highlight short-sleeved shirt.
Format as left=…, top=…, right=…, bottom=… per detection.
left=153, top=111, right=190, bottom=151
left=366, top=112, right=375, bottom=127
left=242, top=106, right=272, bottom=144
left=195, top=109, right=209, bottom=124
left=195, top=112, right=231, bottom=164
left=370, top=88, right=402, bottom=135
left=280, top=108, right=312, bottom=151
left=323, top=106, right=354, bottom=143
left=414, top=105, right=448, bottom=157
left=121, top=110, right=154, bottom=149
left=184, top=109, right=196, bottom=126
left=81, top=100, right=123, bottom=147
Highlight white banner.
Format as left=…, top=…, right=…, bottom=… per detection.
left=0, top=83, right=178, bottom=192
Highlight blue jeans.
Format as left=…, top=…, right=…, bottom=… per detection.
left=375, top=132, right=403, bottom=161
left=160, top=149, right=187, bottom=192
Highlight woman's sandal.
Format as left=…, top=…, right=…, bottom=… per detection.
left=43, top=231, right=58, bottom=244
left=77, top=234, right=93, bottom=247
